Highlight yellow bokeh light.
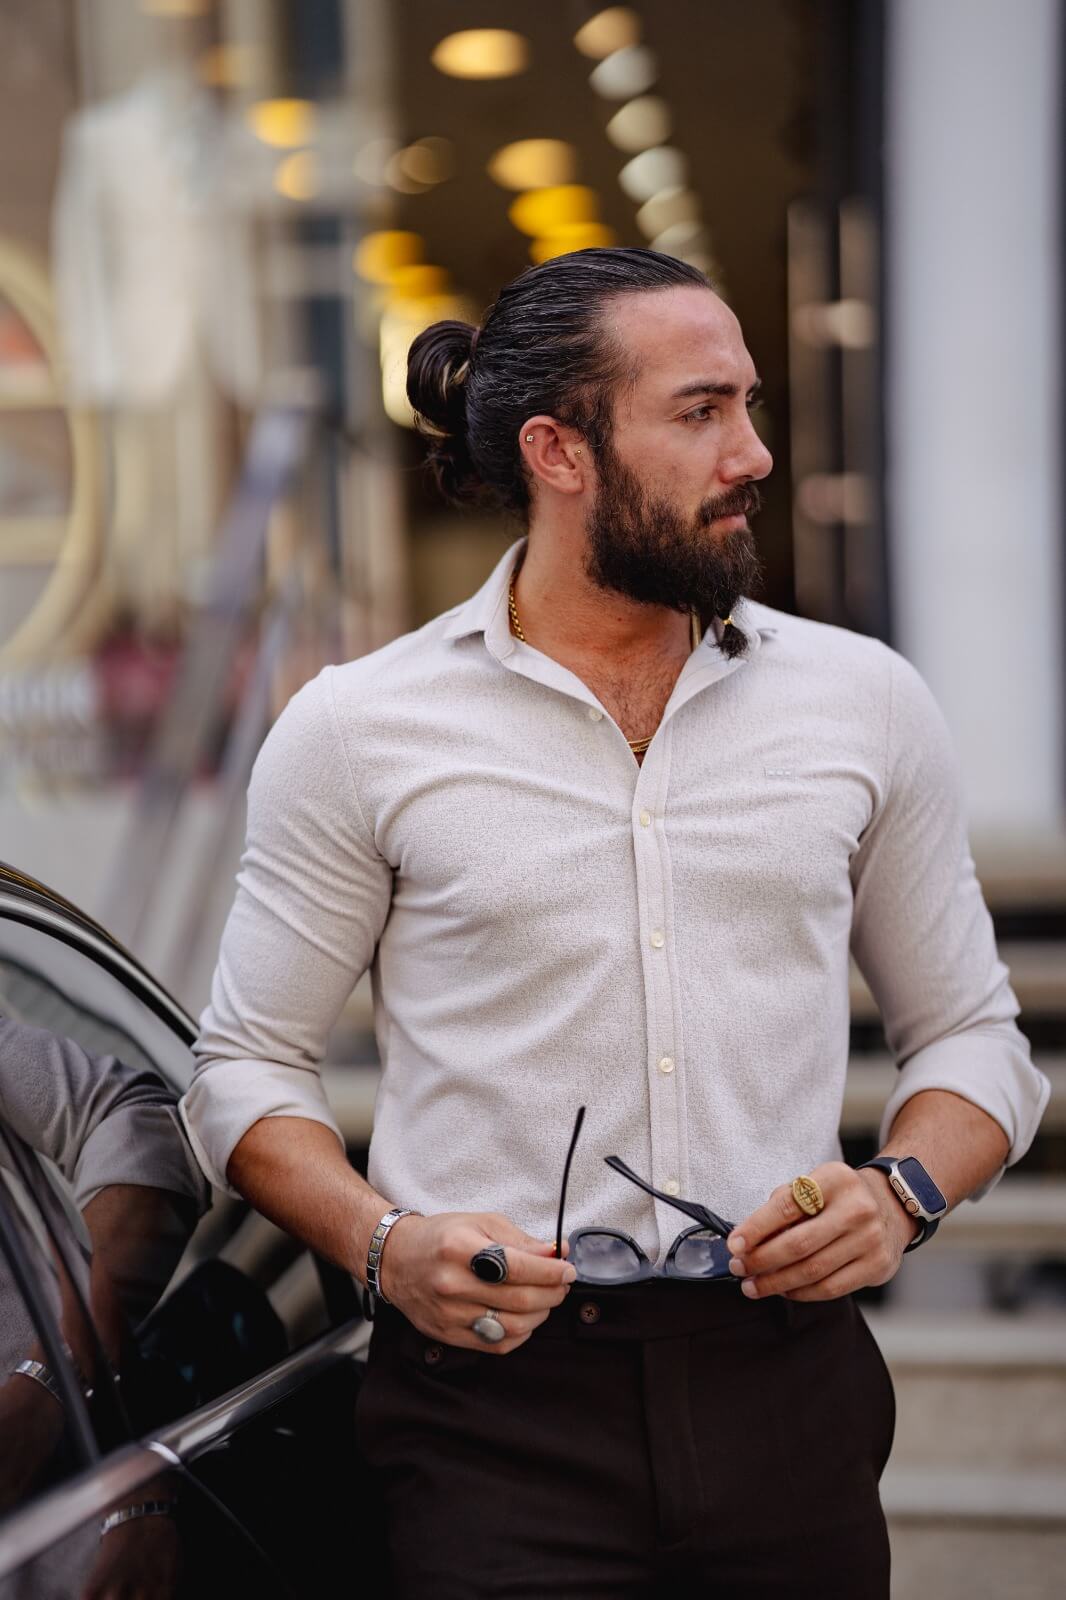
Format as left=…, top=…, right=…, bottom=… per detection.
left=273, top=152, right=319, bottom=202
left=387, top=264, right=452, bottom=301
left=509, top=185, right=600, bottom=238
left=379, top=293, right=474, bottom=428
left=431, top=29, right=530, bottom=80
left=354, top=231, right=425, bottom=285
left=488, top=139, right=578, bottom=191
left=399, top=138, right=455, bottom=186
left=198, top=44, right=259, bottom=89
left=529, top=224, right=617, bottom=264
left=246, top=98, right=316, bottom=149
left=573, top=8, right=641, bottom=61
left=140, top=0, right=211, bottom=15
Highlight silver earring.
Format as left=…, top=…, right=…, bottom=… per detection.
left=525, top=434, right=534, bottom=443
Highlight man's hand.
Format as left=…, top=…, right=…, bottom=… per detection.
left=725, top=1161, right=919, bottom=1302
left=380, top=1212, right=576, bottom=1354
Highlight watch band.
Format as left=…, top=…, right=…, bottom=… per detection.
left=857, top=1156, right=945, bottom=1252
left=365, top=1207, right=420, bottom=1303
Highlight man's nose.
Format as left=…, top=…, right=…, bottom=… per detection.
left=721, top=421, right=773, bottom=486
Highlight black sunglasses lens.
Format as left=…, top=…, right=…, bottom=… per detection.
left=671, top=1229, right=728, bottom=1279
left=571, top=1231, right=644, bottom=1282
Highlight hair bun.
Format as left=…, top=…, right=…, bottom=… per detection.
left=407, top=319, right=483, bottom=503
left=406, top=320, right=476, bottom=439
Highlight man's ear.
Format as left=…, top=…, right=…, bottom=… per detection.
left=518, top=416, right=588, bottom=496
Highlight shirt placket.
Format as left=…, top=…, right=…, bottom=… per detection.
left=632, top=721, right=685, bottom=1264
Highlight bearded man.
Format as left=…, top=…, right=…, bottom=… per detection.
left=181, top=248, right=1048, bottom=1598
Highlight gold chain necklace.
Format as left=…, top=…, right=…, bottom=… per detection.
left=507, top=572, right=705, bottom=755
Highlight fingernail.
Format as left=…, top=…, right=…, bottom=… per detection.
left=728, top=1234, right=745, bottom=1254
left=563, top=1266, right=577, bottom=1284
left=741, top=1278, right=758, bottom=1298
left=728, top=1257, right=745, bottom=1276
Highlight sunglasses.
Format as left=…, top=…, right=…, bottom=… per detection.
left=555, top=1106, right=739, bottom=1285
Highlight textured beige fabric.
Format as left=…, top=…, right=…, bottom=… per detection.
left=181, top=541, right=1048, bottom=1260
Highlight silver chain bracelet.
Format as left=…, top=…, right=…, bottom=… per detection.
left=365, top=1207, right=420, bottom=1303
left=100, top=1501, right=178, bottom=1538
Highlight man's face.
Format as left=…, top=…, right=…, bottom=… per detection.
left=583, top=286, right=773, bottom=624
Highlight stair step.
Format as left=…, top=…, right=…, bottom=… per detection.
left=882, top=1466, right=1066, bottom=1523
left=887, top=1522, right=1066, bottom=1600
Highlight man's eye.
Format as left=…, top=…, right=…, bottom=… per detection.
left=746, top=397, right=764, bottom=413
left=683, top=405, right=716, bottom=423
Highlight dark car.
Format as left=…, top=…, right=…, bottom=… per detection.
left=0, top=862, right=373, bottom=1598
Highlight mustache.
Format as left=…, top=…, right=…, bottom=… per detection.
left=699, top=483, right=762, bottom=524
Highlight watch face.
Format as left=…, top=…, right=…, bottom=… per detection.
left=897, top=1157, right=946, bottom=1214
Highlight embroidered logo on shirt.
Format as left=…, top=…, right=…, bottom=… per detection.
left=764, top=766, right=796, bottom=778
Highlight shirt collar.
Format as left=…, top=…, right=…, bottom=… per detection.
left=441, top=537, right=777, bottom=660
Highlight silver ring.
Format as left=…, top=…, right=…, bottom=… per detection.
left=470, top=1244, right=508, bottom=1284
left=471, top=1309, right=506, bottom=1345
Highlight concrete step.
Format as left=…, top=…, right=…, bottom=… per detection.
left=887, top=1520, right=1066, bottom=1600
left=866, top=1312, right=1066, bottom=1473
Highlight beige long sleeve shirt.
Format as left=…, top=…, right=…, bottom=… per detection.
left=180, top=541, right=1048, bottom=1261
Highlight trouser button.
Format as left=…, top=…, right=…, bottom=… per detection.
left=424, top=1343, right=443, bottom=1365
left=578, top=1301, right=601, bottom=1325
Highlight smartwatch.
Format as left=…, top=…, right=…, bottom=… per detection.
left=856, top=1156, right=947, bottom=1252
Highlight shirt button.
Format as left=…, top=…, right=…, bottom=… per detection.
left=662, top=1179, right=681, bottom=1197
left=639, top=809, right=652, bottom=828
left=586, top=707, right=603, bottom=722
left=649, top=929, right=665, bottom=949
left=658, top=1056, right=675, bottom=1075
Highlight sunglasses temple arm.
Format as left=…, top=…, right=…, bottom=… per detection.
left=555, top=1106, right=586, bottom=1259
left=603, top=1156, right=735, bottom=1240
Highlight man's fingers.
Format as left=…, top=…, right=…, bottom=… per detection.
left=727, top=1163, right=843, bottom=1256
left=732, top=1214, right=841, bottom=1277
left=481, top=1214, right=557, bottom=1254
left=739, top=1238, right=862, bottom=1299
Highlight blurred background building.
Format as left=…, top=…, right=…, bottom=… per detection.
left=0, top=3, right=1063, bottom=1592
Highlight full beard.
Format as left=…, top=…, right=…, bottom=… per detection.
left=583, top=437, right=763, bottom=654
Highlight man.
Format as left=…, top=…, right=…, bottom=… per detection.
left=181, top=248, right=1048, bottom=1597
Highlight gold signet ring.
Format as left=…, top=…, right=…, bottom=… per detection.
left=791, top=1175, right=825, bottom=1216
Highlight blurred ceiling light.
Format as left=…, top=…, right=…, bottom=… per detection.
left=140, top=0, right=211, bottom=15
left=353, top=137, right=401, bottom=186
left=635, top=186, right=701, bottom=238
left=509, top=185, right=600, bottom=237
left=197, top=43, right=258, bottom=89
left=792, top=298, right=876, bottom=349
left=247, top=98, right=316, bottom=149
left=530, top=224, right=617, bottom=264
left=431, top=29, right=530, bottom=79
left=273, top=152, right=319, bottom=202
left=605, top=95, right=671, bottom=153
left=651, top=220, right=710, bottom=256
left=399, top=137, right=456, bottom=185
left=380, top=293, right=473, bottom=427
left=618, top=147, right=687, bottom=203
left=573, top=8, right=641, bottom=60
left=588, top=45, right=657, bottom=100
left=387, top=264, right=452, bottom=300
left=354, top=231, right=425, bottom=284
left=488, top=139, right=578, bottom=191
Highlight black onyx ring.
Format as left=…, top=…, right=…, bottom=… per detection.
left=472, top=1309, right=506, bottom=1344
left=470, top=1244, right=508, bottom=1284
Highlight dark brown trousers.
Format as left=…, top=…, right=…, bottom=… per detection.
left=356, top=1280, right=895, bottom=1598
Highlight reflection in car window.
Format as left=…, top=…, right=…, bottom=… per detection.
left=0, top=1142, right=98, bottom=1531
left=0, top=953, right=160, bottom=1077
left=0, top=1462, right=294, bottom=1600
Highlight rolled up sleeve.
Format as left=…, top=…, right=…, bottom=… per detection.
left=180, top=667, right=393, bottom=1194
left=849, top=651, right=1050, bottom=1197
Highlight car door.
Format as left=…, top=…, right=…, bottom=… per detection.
left=0, top=863, right=370, bottom=1593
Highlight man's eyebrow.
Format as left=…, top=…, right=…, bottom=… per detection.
left=670, top=376, right=763, bottom=402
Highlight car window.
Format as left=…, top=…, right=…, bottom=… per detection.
left=0, top=902, right=363, bottom=1442
left=0, top=1459, right=294, bottom=1600
left=0, top=1129, right=100, bottom=1528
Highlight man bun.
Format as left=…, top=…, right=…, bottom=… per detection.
left=406, top=320, right=482, bottom=504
